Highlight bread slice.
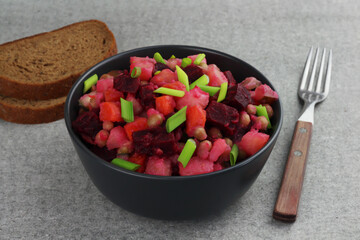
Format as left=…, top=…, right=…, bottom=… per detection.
left=0, top=19, right=117, bottom=100
left=0, top=95, right=66, bottom=124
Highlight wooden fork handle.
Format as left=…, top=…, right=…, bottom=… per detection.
left=273, top=120, right=313, bottom=222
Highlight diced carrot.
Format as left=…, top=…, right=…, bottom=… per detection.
left=124, top=117, right=148, bottom=141
left=99, top=102, right=123, bottom=122
left=186, top=105, right=206, bottom=137
left=128, top=153, right=147, bottom=173
left=155, top=96, right=176, bottom=116
left=162, top=81, right=187, bottom=91
left=104, top=88, right=124, bottom=102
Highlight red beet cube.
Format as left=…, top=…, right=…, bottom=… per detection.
left=206, top=101, right=239, bottom=135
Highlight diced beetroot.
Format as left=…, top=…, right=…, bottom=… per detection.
left=113, top=74, right=140, bottom=93
left=126, top=93, right=143, bottom=115
left=124, top=117, right=148, bottom=141
left=96, top=78, right=114, bottom=92
left=239, top=77, right=262, bottom=90
left=89, top=145, right=117, bottom=162
left=150, top=69, right=177, bottom=86
left=156, top=95, right=176, bottom=116
left=232, top=124, right=250, bottom=144
left=223, top=84, right=252, bottom=111
left=208, top=138, right=231, bottom=162
left=138, top=83, right=157, bottom=110
left=237, top=129, right=269, bottom=156
left=187, top=54, right=207, bottom=65
left=252, top=84, right=279, bottom=104
left=162, top=81, right=187, bottom=91
left=133, top=127, right=176, bottom=156
left=205, top=64, right=228, bottom=87
left=224, top=70, right=237, bottom=88
left=99, top=102, right=123, bottom=122
left=206, top=101, right=239, bottom=135
left=183, top=65, right=204, bottom=83
left=153, top=62, right=171, bottom=73
left=166, top=58, right=182, bottom=71
left=178, top=157, right=214, bottom=176
left=145, top=156, right=172, bottom=176
left=104, top=88, right=124, bottom=102
left=128, top=153, right=147, bottom=173
left=130, top=56, right=155, bottom=81
left=176, top=86, right=209, bottom=110
left=106, top=126, right=130, bottom=150
left=72, top=110, right=103, bottom=139
left=186, top=105, right=206, bottom=137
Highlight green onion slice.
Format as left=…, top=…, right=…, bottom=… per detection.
left=170, top=55, right=176, bottom=59
left=153, top=87, right=185, bottom=97
left=178, top=139, right=197, bottom=168
left=154, top=70, right=161, bottom=75
left=217, top=82, right=228, bottom=102
left=230, top=144, right=239, bottom=166
left=83, top=74, right=98, bottom=93
left=175, top=65, right=190, bottom=91
left=256, top=104, right=272, bottom=128
left=189, top=75, right=209, bottom=89
left=198, top=85, right=220, bottom=96
left=181, top=57, right=192, bottom=68
left=120, top=98, right=134, bottom=123
left=154, top=52, right=166, bottom=64
left=111, top=158, right=140, bottom=171
left=194, top=53, right=206, bottom=65
left=131, top=67, right=141, bottom=78
left=166, top=106, right=187, bottom=133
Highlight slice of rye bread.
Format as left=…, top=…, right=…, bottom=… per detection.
left=0, top=19, right=117, bottom=100
left=0, top=95, right=66, bottom=124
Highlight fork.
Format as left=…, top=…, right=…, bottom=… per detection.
left=273, top=47, right=333, bottom=222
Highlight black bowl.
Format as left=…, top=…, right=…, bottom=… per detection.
left=64, top=45, right=283, bottom=220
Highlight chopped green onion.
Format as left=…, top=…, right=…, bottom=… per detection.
left=120, top=98, right=134, bottom=123
left=194, top=53, right=206, bottom=65
left=83, top=74, right=98, bottom=93
left=178, top=139, right=197, bottom=168
left=154, top=52, right=166, bottom=64
left=111, top=158, right=140, bottom=171
left=154, top=70, right=161, bottom=75
left=198, top=85, right=220, bottom=96
left=230, top=144, right=239, bottom=166
left=131, top=67, right=141, bottom=78
left=170, top=55, right=176, bottom=59
left=189, top=75, right=209, bottom=89
left=166, top=106, right=187, bottom=133
left=256, top=104, right=272, bottom=128
left=217, top=82, right=228, bottom=102
left=181, top=57, right=192, bottom=68
left=175, top=65, right=190, bottom=91
left=153, top=87, right=185, bottom=97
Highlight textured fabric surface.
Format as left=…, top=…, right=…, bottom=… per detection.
left=1, top=0, right=359, bottom=239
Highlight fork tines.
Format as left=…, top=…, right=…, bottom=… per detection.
left=299, top=47, right=332, bottom=101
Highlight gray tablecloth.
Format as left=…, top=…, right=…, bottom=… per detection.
left=1, top=0, right=359, bottom=239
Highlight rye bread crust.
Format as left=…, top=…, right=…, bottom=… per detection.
left=0, top=95, right=67, bottom=124
left=0, top=20, right=117, bottom=100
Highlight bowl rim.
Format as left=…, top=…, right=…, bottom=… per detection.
left=64, top=44, right=283, bottom=181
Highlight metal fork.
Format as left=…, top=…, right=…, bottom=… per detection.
left=273, top=47, right=333, bottom=222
